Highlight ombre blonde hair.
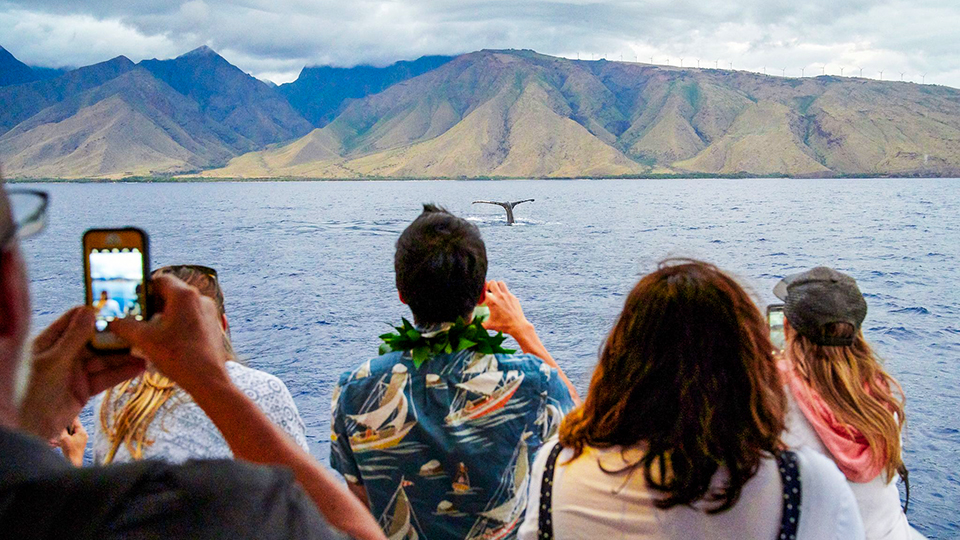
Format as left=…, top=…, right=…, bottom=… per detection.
left=99, top=266, right=233, bottom=463
left=785, top=321, right=905, bottom=481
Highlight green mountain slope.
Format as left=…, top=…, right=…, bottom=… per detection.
left=205, top=50, right=960, bottom=179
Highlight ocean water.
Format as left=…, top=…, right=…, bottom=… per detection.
left=17, top=178, right=959, bottom=538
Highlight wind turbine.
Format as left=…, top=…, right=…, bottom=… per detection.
left=650, top=56, right=654, bottom=64
left=763, top=66, right=766, bottom=75
left=666, top=58, right=670, bottom=65
left=840, top=67, right=844, bottom=76
left=858, top=67, right=863, bottom=77
left=800, top=67, right=805, bottom=77
left=781, top=67, right=786, bottom=77
left=679, top=57, right=684, bottom=67
left=730, top=61, right=734, bottom=69
left=821, top=65, right=825, bottom=75
left=900, top=72, right=905, bottom=81
left=922, top=73, right=926, bottom=84
left=878, top=70, right=883, bottom=80
left=715, top=59, right=719, bottom=69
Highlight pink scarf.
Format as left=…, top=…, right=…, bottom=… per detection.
left=781, top=362, right=885, bottom=483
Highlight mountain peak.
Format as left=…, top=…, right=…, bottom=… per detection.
left=0, top=44, right=40, bottom=87
left=181, top=45, right=219, bottom=58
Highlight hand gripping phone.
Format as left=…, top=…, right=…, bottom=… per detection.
left=83, top=228, right=150, bottom=351
left=767, top=303, right=785, bottom=351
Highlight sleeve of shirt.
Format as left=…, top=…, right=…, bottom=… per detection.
left=258, top=373, right=311, bottom=453
left=329, top=373, right=362, bottom=485
left=90, top=392, right=108, bottom=465
left=794, top=447, right=866, bottom=540
left=3, top=460, right=348, bottom=540
left=543, top=363, right=577, bottom=438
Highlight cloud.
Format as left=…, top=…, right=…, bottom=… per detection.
left=0, top=0, right=957, bottom=88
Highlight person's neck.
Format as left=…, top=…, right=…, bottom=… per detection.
left=415, top=314, right=474, bottom=332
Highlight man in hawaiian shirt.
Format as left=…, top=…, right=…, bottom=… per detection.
left=331, top=204, right=579, bottom=540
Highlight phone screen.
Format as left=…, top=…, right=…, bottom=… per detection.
left=767, top=304, right=785, bottom=351
left=88, top=247, right=147, bottom=331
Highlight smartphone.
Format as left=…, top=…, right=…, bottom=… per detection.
left=767, top=303, right=785, bottom=351
left=83, top=228, right=150, bottom=351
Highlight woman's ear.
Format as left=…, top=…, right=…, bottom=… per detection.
left=477, top=286, right=486, bottom=306
left=398, top=291, right=406, bottom=305
left=221, top=313, right=230, bottom=333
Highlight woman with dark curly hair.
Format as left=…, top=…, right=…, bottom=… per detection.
left=519, top=260, right=864, bottom=540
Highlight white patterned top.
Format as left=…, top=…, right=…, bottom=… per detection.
left=93, top=362, right=309, bottom=464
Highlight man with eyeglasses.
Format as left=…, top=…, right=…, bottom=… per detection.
left=0, top=186, right=385, bottom=540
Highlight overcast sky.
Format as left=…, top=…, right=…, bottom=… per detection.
left=1, top=0, right=958, bottom=88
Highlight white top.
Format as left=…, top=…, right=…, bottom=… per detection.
left=519, top=439, right=864, bottom=540
left=782, top=392, right=925, bottom=540
left=93, top=362, right=309, bottom=464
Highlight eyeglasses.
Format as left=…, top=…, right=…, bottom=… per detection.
left=1, top=189, right=48, bottom=248
left=155, top=264, right=219, bottom=282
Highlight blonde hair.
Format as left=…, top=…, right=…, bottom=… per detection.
left=99, top=266, right=233, bottom=463
left=785, top=322, right=905, bottom=481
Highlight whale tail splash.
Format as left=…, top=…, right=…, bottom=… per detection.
left=472, top=199, right=534, bottom=225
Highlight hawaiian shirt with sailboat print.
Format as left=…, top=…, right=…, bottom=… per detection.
left=330, top=348, right=575, bottom=540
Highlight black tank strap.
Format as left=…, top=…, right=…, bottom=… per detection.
left=537, top=442, right=564, bottom=540
left=538, top=445, right=801, bottom=539
left=776, top=450, right=802, bottom=540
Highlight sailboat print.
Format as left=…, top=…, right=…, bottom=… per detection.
left=465, top=434, right=530, bottom=540
left=445, top=370, right=524, bottom=426
left=348, top=364, right=418, bottom=452
left=380, top=478, right=422, bottom=540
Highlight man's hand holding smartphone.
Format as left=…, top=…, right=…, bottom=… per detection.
left=18, top=307, right=145, bottom=440
left=110, top=274, right=231, bottom=396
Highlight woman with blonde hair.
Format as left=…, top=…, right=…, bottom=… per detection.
left=93, top=265, right=309, bottom=464
left=775, top=267, right=924, bottom=539
left=519, top=260, right=863, bottom=540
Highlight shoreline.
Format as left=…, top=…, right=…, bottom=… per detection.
left=8, top=172, right=960, bottom=183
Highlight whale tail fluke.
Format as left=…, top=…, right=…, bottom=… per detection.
left=472, top=199, right=535, bottom=225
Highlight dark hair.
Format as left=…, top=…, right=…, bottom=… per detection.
left=395, top=204, right=487, bottom=326
left=559, top=259, right=786, bottom=513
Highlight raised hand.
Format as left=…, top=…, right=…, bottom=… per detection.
left=482, top=280, right=533, bottom=338
left=110, top=274, right=230, bottom=395
left=19, top=307, right=145, bottom=440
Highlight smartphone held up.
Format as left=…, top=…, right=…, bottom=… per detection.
left=83, top=228, right=150, bottom=351
left=767, top=303, right=785, bottom=351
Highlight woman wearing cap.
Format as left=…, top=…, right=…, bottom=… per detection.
left=519, top=260, right=863, bottom=540
left=93, top=265, right=310, bottom=464
left=775, top=267, right=924, bottom=540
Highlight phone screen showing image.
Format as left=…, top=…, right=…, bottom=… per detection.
left=88, top=247, right=146, bottom=332
left=767, top=305, right=785, bottom=351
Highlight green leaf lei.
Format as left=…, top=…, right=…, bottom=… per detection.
left=378, top=314, right=516, bottom=368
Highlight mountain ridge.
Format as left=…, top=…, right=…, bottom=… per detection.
left=2, top=46, right=960, bottom=179
left=204, top=49, right=960, bottom=179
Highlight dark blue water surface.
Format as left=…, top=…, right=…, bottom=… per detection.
left=18, top=179, right=959, bottom=537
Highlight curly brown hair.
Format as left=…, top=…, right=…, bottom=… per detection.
left=559, top=259, right=786, bottom=513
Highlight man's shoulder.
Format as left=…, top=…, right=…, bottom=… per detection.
left=1, top=459, right=341, bottom=540
left=336, top=351, right=406, bottom=387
